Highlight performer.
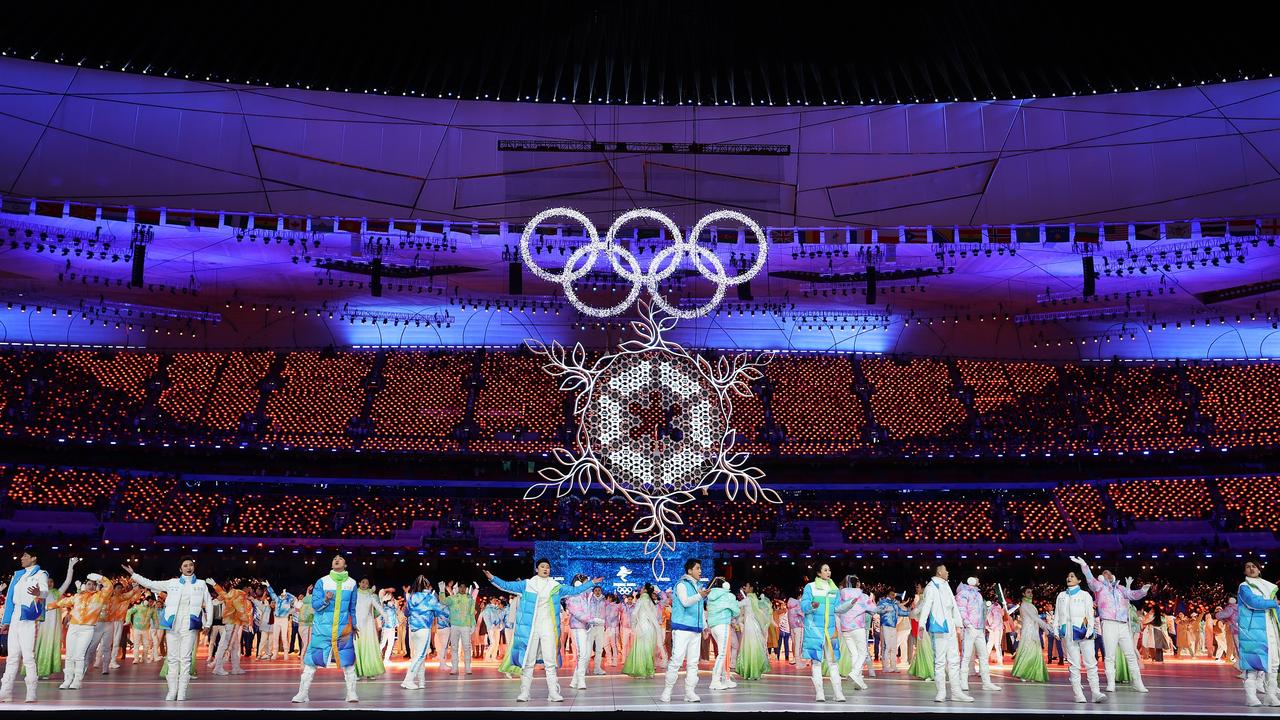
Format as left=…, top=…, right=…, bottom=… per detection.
left=296, top=584, right=315, bottom=664
left=399, top=576, right=446, bottom=690
left=265, top=582, right=296, bottom=661
left=787, top=593, right=807, bottom=668
left=734, top=582, right=773, bottom=681
left=292, top=554, right=360, bottom=704
left=0, top=548, right=50, bottom=703
left=915, top=564, right=972, bottom=703
left=124, top=558, right=212, bottom=702
left=618, top=593, right=633, bottom=664
left=985, top=599, right=1007, bottom=667
left=352, top=578, right=385, bottom=679
left=1237, top=560, right=1280, bottom=707
left=34, top=557, right=78, bottom=679
left=623, top=585, right=662, bottom=679
left=50, top=571, right=113, bottom=691
left=433, top=582, right=454, bottom=670
left=209, top=578, right=252, bottom=675
left=836, top=575, right=876, bottom=691
left=1055, top=570, right=1105, bottom=704
left=955, top=576, right=1001, bottom=692
left=484, top=561, right=599, bottom=702
left=801, top=562, right=855, bottom=702
left=603, top=595, right=621, bottom=667
left=381, top=590, right=401, bottom=663
left=662, top=558, right=710, bottom=703
left=443, top=580, right=478, bottom=675
left=706, top=577, right=742, bottom=690
left=125, top=596, right=155, bottom=664
left=95, top=579, right=141, bottom=672
left=566, top=575, right=603, bottom=690
left=481, top=597, right=506, bottom=661
left=587, top=586, right=608, bottom=674
left=1070, top=555, right=1150, bottom=693
left=1008, top=587, right=1051, bottom=682
left=876, top=592, right=906, bottom=672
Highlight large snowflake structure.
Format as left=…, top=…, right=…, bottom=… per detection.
left=526, top=301, right=778, bottom=575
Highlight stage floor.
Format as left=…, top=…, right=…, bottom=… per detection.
left=0, top=655, right=1264, bottom=717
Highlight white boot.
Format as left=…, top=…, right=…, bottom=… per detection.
left=950, top=664, right=974, bottom=702
left=516, top=671, right=534, bottom=702
left=812, top=665, right=826, bottom=702
left=165, top=669, right=178, bottom=701
left=292, top=666, right=315, bottom=703
left=0, top=678, right=12, bottom=703
left=1244, top=672, right=1261, bottom=707
left=660, top=680, right=674, bottom=703
left=546, top=666, right=564, bottom=702
left=177, top=669, right=192, bottom=702
left=343, top=666, right=359, bottom=702
left=830, top=663, right=846, bottom=702
left=1264, top=672, right=1280, bottom=707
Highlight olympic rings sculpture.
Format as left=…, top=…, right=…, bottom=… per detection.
left=519, top=207, right=769, bottom=318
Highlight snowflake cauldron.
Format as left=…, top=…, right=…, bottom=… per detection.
left=526, top=301, right=778, bottom=574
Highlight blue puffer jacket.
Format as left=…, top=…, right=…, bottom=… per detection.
left=1236, top=579, right=1279, bottom=673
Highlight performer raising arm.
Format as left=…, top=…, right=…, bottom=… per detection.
left=123, top=558, right=213, bottom=702
left=1070, top=555, right=1150, bottom=694
left=483, top=560, right=600, bottom=703
left=0, top=548, right=50, bottom=703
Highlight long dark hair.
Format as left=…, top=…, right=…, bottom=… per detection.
left=411, top=575, right=432, bottom=593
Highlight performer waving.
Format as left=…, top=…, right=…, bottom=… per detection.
left=1070, top=555, right=1150, bottom=694
left=0, top=548, right=50, bottom=703
left=123, top=558, right=212, bottom=702
left=484, top=560, right=600, bottom=703
left=1055, top=569, right=1105, bottom=704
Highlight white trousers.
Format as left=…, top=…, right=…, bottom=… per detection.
left=0, top=620, right=37, bottom=698
left=269, top=618, right=290, bottom=657
left=164, top=629, right=198, bottom=698
left=206, top=626, right=223, bottom=665
left=663, top=629, right=702, bottom=694
left=1100, top=619, right=1144, bottom=690
left=791, top=626, right=806, bottom=666
left=588, top=625, right=605, bottom=672
left=931, top=632, right=962, bottom=700
left=959, top=627, right=994, bottom=688
left=571, top=628, right=592, bottom=685
left=841, top=627, right=869, bottom=680
left=381, top=626, right=397, bottom=662
left=709, top=624, right=732, bottom=686
left=518, top=624, right=561, bottom=700
left=434, top=627, right=451, bottom=669
left=212, top=624, right=244, bottom=672
left=101, top=620, right=123, bottom=666
left=986, top=626, right=1004, bottom=666
left=404, top=628, right=432, bottom=686
left=449, top=626, right=473, bottom=673
left=1064, top=636, right=1102, bottom=699
left=880, top=625, right=898, bottom=671
left=604, top=627, right=619, bottom=665
left=62, top=624, right=96, bottom=688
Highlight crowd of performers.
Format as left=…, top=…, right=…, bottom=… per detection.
left=1, top=548, right=1277, bottom=707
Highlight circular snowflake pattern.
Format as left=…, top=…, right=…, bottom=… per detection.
left=524, top=300, right=779, bottom=575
